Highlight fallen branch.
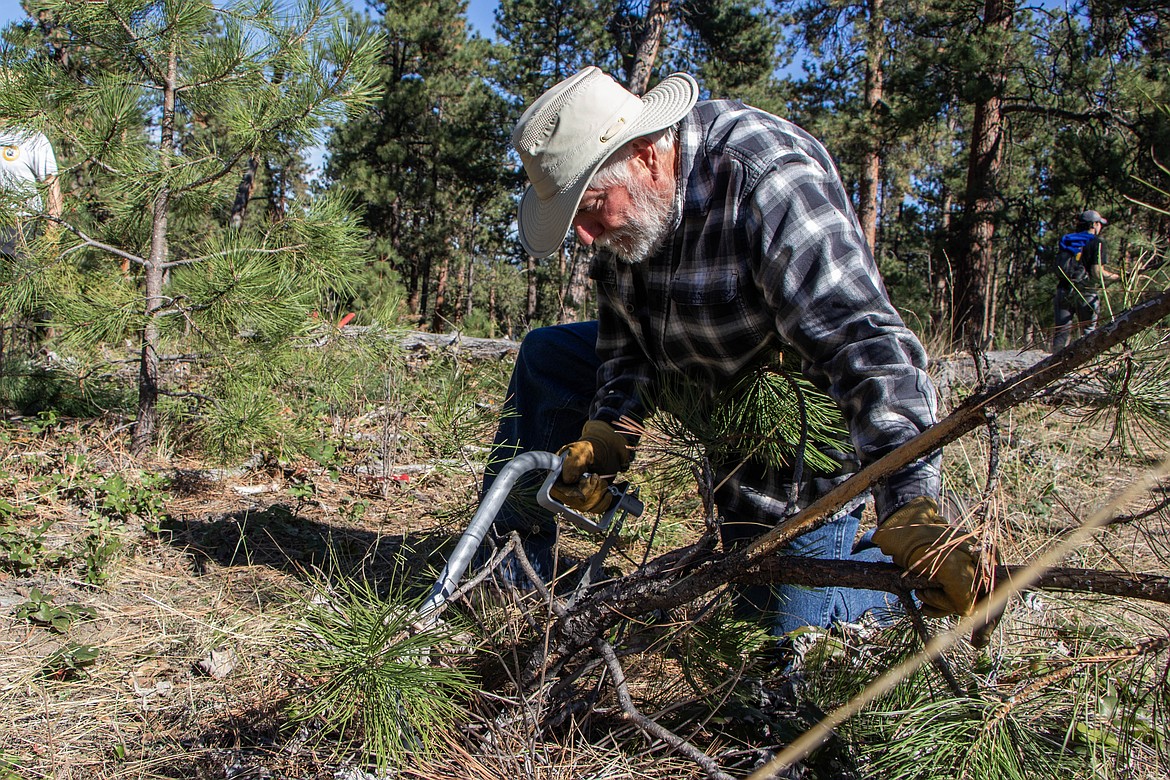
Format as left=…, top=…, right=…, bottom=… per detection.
left=738, top=559, right=1170, bottom=607
left=595, top=638, right=736, bottom=780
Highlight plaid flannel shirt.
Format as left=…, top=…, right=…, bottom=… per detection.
left=588, top=100, right=940, bottom=522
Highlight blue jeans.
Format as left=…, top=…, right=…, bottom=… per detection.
left=481, top=321, right=898, bottom=633
left=1052, top=283, right=1099, bottom=352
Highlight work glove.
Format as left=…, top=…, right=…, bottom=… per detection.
left=872, top=496, right=983, bottom=618
left=549, top=420, right=631, bottom=514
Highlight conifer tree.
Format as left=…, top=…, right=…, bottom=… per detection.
left=0, top=0, right=382, bottom=456
left=324, top=0, right=512, bottom=332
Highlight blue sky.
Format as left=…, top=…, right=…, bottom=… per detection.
left=0, top=0, right=21, bottom=26
left=0, top=0, right=497, bottom=34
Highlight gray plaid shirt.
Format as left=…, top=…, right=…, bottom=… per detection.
left=588, top=100, right=940, bottom=522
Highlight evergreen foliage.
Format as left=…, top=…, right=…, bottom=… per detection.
left=0, top=0, right=382, bottom=455
left=648, top=362, right=850, bottom=479
left=324, top=0, right=514, bottom=332
left=287, top=573, right=476, bottom=769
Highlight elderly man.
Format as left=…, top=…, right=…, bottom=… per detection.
left=482, top=67, right=981, bottom=632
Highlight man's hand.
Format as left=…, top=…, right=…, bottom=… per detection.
left=549, top=420, right=631, bottom=513
left=872, top=496, right=984, bottom=617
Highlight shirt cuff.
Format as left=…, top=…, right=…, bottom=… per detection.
left=873, top=453, right=942, bottom=523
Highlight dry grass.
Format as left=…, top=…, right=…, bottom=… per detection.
left=1, top=360, right=1169, bottom=779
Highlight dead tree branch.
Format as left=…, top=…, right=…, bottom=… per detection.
left=595, top=638, right=737, bottom=780
left=738, top=558, right=1170, bottom=606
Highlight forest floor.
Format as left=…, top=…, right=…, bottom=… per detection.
left=1, top=348, right=1168, bottom=779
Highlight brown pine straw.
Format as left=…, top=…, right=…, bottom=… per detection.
left=747, top=455, right=1170, bottom=780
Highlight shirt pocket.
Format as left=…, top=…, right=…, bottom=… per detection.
left=666, top=269, right=769, bottom=374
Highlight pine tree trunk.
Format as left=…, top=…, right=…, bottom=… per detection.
left=857, top=0, right=884, bottom=253
left=953, top=0, right=1014, bottom=348
left=628, top=0, right=670, bottom=95
left=431, top=253, right=449, bottom=332
left=565, top=244, right=590, bottom=322
left=488, top=268, right=498, bottom=338
left=525, top=254, right=537, bottom=325
left=228, top=156, right=259, bottom=229
left=264, top=156, right=285, bottom=221
left=419, top=251, right=432, bottom=329
left=464, top=255, right=475, bottom=323
left=931, top=161, right=955, bottom=335
left=132, top=45, right=178, bottom=456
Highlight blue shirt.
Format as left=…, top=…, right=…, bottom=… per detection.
left=588, top=100, right=940, bottom=522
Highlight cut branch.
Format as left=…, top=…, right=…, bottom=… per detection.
left=594, top=638, right=736, bottom=780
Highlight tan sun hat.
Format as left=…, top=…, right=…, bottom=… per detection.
left=511, top=66, right=699, bottom=259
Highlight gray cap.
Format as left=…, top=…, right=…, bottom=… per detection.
left=1080, top=210, right=1108, bottom=225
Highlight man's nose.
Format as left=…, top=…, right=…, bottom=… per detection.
left=573, top=217, right=602, bottom=246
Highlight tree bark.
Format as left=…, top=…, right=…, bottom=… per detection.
left=952, top=0, right=1015, bottom=349
left=431, top=252, right=450, bottom=332
left=743, top=559, right=1170, bottom=607
left=525, top=253, right=538, bottom=326
left=857, top=0, right=885, bottom=253
left=228, top=155, right=259, bottom=229
left=628, top=0, right=671, bottom=96
left=132, top=42, right=178, bottom=457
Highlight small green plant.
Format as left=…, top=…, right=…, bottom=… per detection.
left=81, top=516, right=122, bottom=586
left=96, top=472, right=170, bottom=532
left=339, top=496, right=368, bottom=523
left=286, top=575, right=477, bottom=769
left=0, top=752, right=22, bottom=780
left=31, top=470, right=73, bottom=501
left=28, top=409, right=59, bottom=436
left=40, top=642, right=99, bottom=680
left=14, top=588, right=96, bottom=633
left=0, top=515, right=54, bottom=574
left=306, top=441, right=345, bottom=481
left=287, top=479, right=316, bottom=506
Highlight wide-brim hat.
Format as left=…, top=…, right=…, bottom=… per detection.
left=512, top=66, right=699, bottom=259
left=1080, top=209, right=1108, bottom=225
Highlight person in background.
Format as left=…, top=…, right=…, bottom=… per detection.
left=0, top=124, right=62, bottom=258
left=1051, top=209, right=1119, bottom=353
left=481, top=66, right=984, bottom=633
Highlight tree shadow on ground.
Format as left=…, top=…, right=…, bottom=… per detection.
left=156, top=502, right=459, bottom=597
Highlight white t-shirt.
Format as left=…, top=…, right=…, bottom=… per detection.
left=0, top=129, right=58, bottom=215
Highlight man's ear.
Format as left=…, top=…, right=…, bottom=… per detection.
left=627, top=136, right=663, bottom=178
left=631, top=135, right=678, bottom=183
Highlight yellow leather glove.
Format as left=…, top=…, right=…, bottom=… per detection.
left=549, top=420, right=631, bottom=513
left=872, top=496, right=982, bottom=617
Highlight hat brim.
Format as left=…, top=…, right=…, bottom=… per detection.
left=517, top=72, right=699, bottom=259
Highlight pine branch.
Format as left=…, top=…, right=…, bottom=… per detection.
left=49, top=216, right=146, bottom=267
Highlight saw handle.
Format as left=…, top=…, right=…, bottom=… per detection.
left=537, top=459, right=643, bottom=533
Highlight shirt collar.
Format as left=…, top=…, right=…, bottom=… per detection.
left=676, top=107, right=709, bottom=220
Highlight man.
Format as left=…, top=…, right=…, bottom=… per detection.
left=1051, top=209, right=1118, bottom=353
left=483, top=67, right=982, bottom=631
left=0, top=125, right=62, bottom=257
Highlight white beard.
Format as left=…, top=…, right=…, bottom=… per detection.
left=594, top=180, right=676, bottom=264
